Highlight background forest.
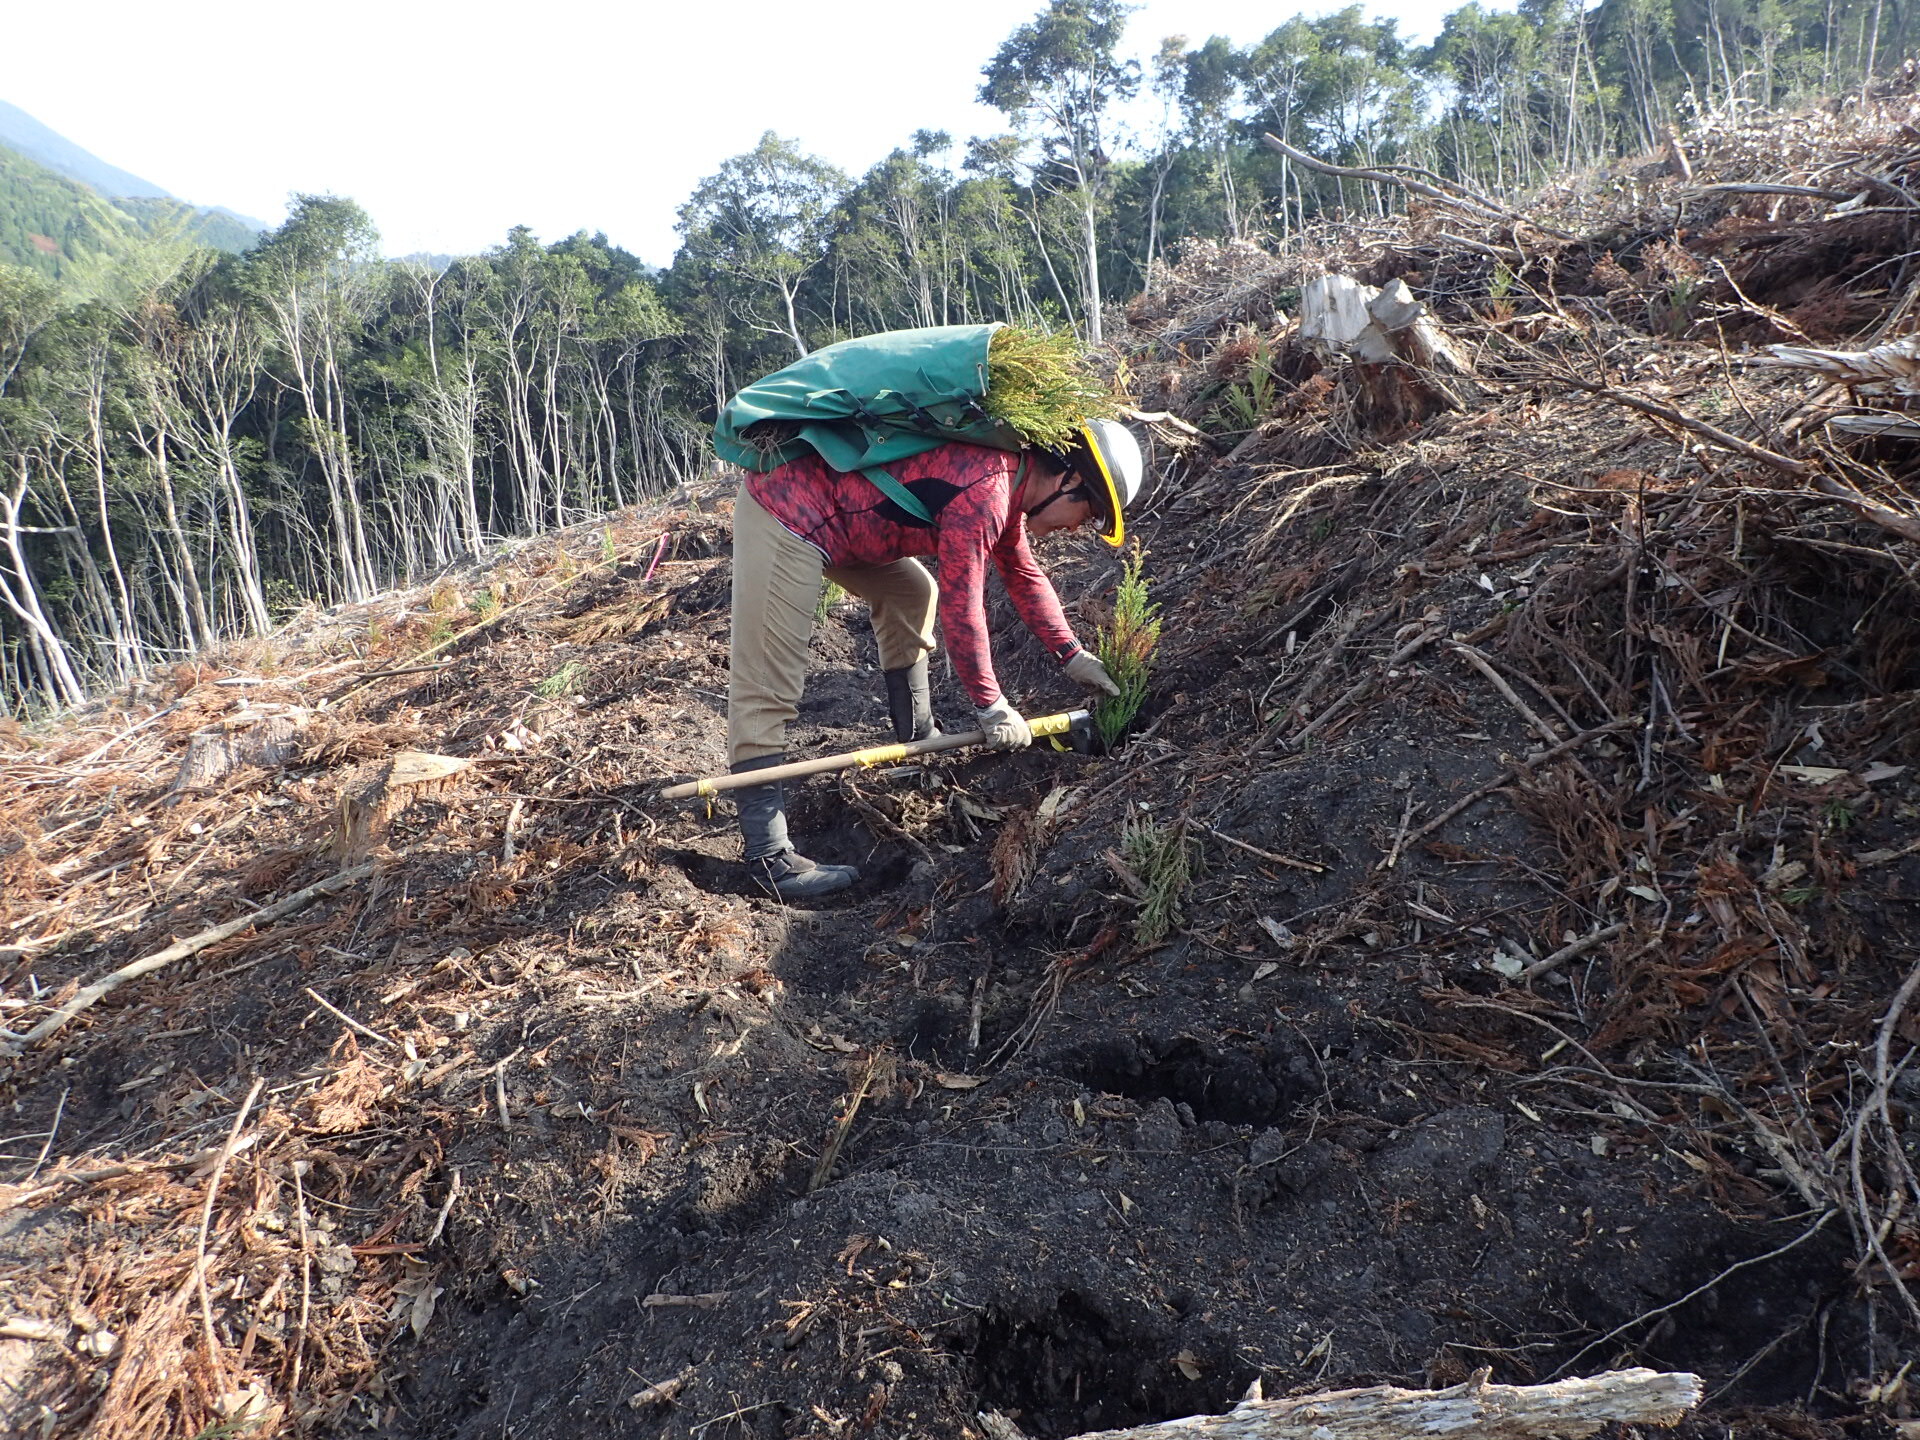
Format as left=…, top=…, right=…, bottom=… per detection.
left=0, top=0, right=1908, bottom=711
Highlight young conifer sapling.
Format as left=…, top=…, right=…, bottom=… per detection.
left=1092, top=548, right=1160, bottom=750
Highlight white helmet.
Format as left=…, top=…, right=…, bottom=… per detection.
left=1072, top=419, right=1144, bottom=547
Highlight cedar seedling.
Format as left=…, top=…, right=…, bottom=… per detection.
left=985, top=326, right=1120, bottom=450
left=1121, top=815, right=1190, bottom=948
left=1092, top=549, right=1160, bottom=749
left=815, top=579, right=848, bottom=624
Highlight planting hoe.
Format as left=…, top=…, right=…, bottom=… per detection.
left=660, top=708, right=1092, bottom=801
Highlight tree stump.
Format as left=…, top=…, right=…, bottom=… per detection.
left=333, top=752, right=472, bottom=859
left=170, top=706, right=310, bottom=796
left=1298, top=273, right=1474, bottom=433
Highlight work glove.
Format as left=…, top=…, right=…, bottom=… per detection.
left=975, top=698, right=1033, bottom=752
left=1065, top=650, right=1122, bottom=697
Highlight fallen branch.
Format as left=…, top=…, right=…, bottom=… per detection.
left=330, top=529, right=668, bottom=707
left=349, top=661, right=457, bottom=682
left=1259, top=132, right=1576, bottom=241
left=1521, top=923, right=1628, bottom=981
left=1545, top=371, right=1814, bottom=474
left=810, top=1051, right=882, bottom=1193
left=303, top=986, right=397, bottom=1050
left=195, top=1078, right=264, bottom=1391
left=1192, top=821, right=1325, bottom=874
left=1691, top=182, right=1853, bottom=200
left=1284, top=626, right=1445, bottom=750
left=0, top=863, right=375, bottom=1057
left=628, top=1368, right=695, bottom=1410
left=1857, top=833, right=1920, bottom=868
left=1449, top=642, right=1562, bottom=747
left=838, top=774, right=937, bottom=868
left=1551, top=1216, right=1836, bottom=1378
left=1, top=1148, right=238, bottom=1211
left=1043, top=1367, right=1701, bottom=1440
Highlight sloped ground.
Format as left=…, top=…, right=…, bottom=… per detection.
left=4, top=97, right=1920, bottom=1440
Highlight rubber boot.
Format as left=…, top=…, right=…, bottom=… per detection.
left=731, top=755, right=858, bottom=899
left=881, top=655, right=939, bottom=743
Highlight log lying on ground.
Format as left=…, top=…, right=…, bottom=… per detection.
left=1015, top=1367, right=1702, bottom=1440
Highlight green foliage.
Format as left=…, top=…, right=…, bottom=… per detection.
left=1092, top=549, right=1161, bottom=749
left=0, top=141, right=254, bottom=292
left=536, top=660, right=588, bottom=699
left=983, top=325, right=1118, bottom=449
left=1120, top=814, right=1191, bottom=948
left=1217, top=333, right=1277, bottom=432
left=815, top=579, right=848, bottom=623
left=0, top=143, right=141, bottom=281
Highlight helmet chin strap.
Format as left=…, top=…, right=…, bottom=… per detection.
left=1022, top=462, right=1073, bottom=520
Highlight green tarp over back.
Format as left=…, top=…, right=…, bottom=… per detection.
left=713, top=323, right=1025, bottom=475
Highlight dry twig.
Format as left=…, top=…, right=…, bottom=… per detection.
left=1, top=862, right=376, bottom=1056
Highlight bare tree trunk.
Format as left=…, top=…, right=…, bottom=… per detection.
left=1079, top=188, right=1104, bottom=346
left=1866, top=0, right=1887, bottom=91
left=0, top=460, right=87, bottom=707
left=1143, top=155, right=1172, bottom=298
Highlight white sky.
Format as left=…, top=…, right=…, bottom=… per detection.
left=6, top=0, right=1467, bottom=267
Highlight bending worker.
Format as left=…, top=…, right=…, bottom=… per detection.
left=727, top=420, right=1144, bottom=898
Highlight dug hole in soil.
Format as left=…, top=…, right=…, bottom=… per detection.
left=4, top=95, right=1920, bottom=1440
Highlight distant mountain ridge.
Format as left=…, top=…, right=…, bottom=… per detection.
left=0, top=101, right=266, bottom=283
left=0, top=98, right=175, bottom=201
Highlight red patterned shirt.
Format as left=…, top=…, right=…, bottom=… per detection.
left=745, top=442, right=1083, bottom=708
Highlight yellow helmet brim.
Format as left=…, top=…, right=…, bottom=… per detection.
left=1080, top=427, right=1127, bottom=548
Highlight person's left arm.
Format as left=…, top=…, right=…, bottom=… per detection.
left=992, top=508, right=1084, bottom=665
left=992, top=507, right=1123, bottom=697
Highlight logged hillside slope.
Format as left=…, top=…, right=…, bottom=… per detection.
left=2, top=95, right=1918, bottom=1440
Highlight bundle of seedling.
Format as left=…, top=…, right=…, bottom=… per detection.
left=714, top=322, right=1121, bottom=473
left=978, top=324, right=1120, bottom=448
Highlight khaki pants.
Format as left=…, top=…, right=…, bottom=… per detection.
left=729, top=486, right=938, bottom=764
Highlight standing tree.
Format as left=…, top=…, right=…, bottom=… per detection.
left=242, top=196, right=381, bottom=602
left=980, top=0, right=1139, bottom=345
left=676, top=133, right=848, bottom=360
left=1180, top=35, right=1250, bottom=240
left=1140, top=36, right=1190, bottom=293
